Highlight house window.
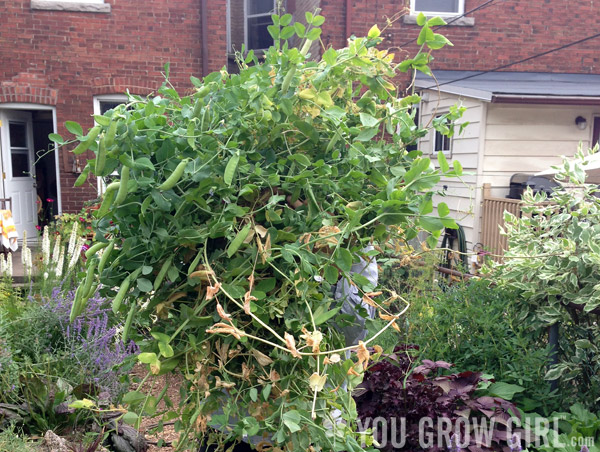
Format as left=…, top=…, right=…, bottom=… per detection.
left=93, top=95, right=128, bottom=195
left=245, top=0, right=276, bottom=50
left=433, top=129, right=452, bottom=156
left=94, top=95, right=128, bottom=117
left=411, top=0, right=464, bottom=15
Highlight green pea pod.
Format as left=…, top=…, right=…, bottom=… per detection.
left=187, top=249, right=203, bottom=276
left=85, top=241, right=108, bottom=259
left=96, top=188, right=117, bottom=218
left=74, top=167, right=90, bottom=187
left=85, top=282, right=99, bottom=300
left=158, top=159, right=188, bottom=191
left=72, top=126, right=101, bottom=155
left=69, top=285, right=84, bottom=323
left=195, top=85, right=210, bottom=99
left=122, top=301, right=137, bottom=344
left=114, top=166, right=130, bottom=206
left=112, top=268, right=142, bottom=314
left=81, top=260, right=97, bottom=301
left=154, top=256, right=173, bottom=291
left=192, top=98, right=203, bottom=118
left=95, top=135, right=107, bottom=175
left=112, top=275, right=131, bottom=314
left=98, top=239, right=116, bottom=274
left=104, top=119, right=118, bottom=149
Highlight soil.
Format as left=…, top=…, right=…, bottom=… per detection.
left=131, top=365, right=186, bottom=452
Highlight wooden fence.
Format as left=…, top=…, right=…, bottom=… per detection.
left=480, top=183, right=522, bottom=260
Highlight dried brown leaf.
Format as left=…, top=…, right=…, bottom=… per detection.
left=284, top=332, right=301, bottom=358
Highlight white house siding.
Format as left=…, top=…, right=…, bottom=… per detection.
left=419, top=92, right=483, bottom=251
left=482, top=104, right=595, bottom=198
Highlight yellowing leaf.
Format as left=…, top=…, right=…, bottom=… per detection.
left=309, top=372, right=327, bottom=392
left=298, top=88, right=317, bottom=100
left=356, top=340, right=370, bottom=371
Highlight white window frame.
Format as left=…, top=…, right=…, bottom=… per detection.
left=93, top=95, right=128, bottom=195
left=432, top=127, right=453, bottom=157
left=244, top=0, right=276, bottom=51
left=410, top=0, right=464, bottom=16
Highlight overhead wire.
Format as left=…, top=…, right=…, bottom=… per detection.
left=419, top=29, right=600, bottom=90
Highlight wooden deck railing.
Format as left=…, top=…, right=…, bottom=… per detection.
left=480, top=183, right=523, bottom=260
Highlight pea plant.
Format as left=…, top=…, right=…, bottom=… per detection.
left=54, top=13, right=462, bottom=451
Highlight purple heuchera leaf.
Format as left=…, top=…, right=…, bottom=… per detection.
left=355, top=346, right=519, bottom=452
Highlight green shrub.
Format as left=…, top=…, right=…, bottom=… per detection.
left=402, top=278, right=559, bottom=414
left=497, top=147, right=600, bottom=411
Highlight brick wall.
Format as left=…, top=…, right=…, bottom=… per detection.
left=0, top=0, right=227, bottom=212
left=319, top=0, right=600, bottom=85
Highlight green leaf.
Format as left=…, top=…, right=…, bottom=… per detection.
left=324, top=265, right=339, bottom=285
left=224, top=151, right=240, bottom=186
left=427, top=16, right=446, bottom=26
left=227, top=224, right=252, bottom=257
left=487, top=382, right=525, bottom=401
left=158, top=341, right=174, bottom=358
left=453, top=159, right=463, bottom=175
left=355, top=127, right=378, bottom=142
left=420, top=216, right=444, bottom=232
left=312, top=15, right=325, bottom=27
left=290, top=153, right=311, bottom=167
left=323, top=47, right=337, bottom=65
left=367, top=24, right=381, bottom=39
left=138, top=352, right=158, bottom=364
left=294, top=22, right=306, bottom=38
left=335, top=248, right=353, bottom=273
left=190, top=75, right=202, bottom=87
left=437, top=202, right=450, bottom=218
left=282, top=410, right=302, bottom=433
left=262, top=384, right=272, bottom=401
left=48, top=133, right=64, bottom=144
left=65, top=121, right=83, bottom=136
left=305, top=11, right=314, bottom=23
left=359, top=113, right=379, bottom=128
left=427, top=33, right=453, bottom=50
left=416, top=12, right=427, bottom=26
left=437, top=151, right=450, bottom=172
left=69, top=399, right=96, bottom=410
left=249, top=387, right=258, bottom=402
left=122, top=391, right=146, bottom=405
left=134, top=157, right=155, bottom=172
left=137, top=278, right=153, bottom=293
left=280, top=13, right=292, bottom=26
left=122, top=411, right=139, bottom=425
left=94, top=115, right=111, bottom=126
left=306, top=28, right=322, bottom=41
left=314, top=306, right=341, bottom=325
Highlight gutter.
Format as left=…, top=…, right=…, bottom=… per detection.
left=345, top=0, right=352, bottom=39
left=201, top=0, right=208, bottom=77
left=492, top=95, right=600, bottom=105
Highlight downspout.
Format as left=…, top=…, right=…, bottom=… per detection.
left=201, top=0, right=209, bottom=77
left=345, top=0, right=352, bottom=40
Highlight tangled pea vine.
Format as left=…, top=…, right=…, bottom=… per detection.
left=53, top=12, right=463, bottom=451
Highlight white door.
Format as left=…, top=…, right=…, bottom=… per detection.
left=0, top=110, right=38, bottom=242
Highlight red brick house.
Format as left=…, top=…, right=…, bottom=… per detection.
left=0, top=0, right=227, bottom=240
left=315, top=0, right=600, bottom=251
left=3, top=0, right=600, bottom=250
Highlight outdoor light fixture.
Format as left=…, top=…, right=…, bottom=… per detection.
left=575, top=116, right=588, bottom=130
